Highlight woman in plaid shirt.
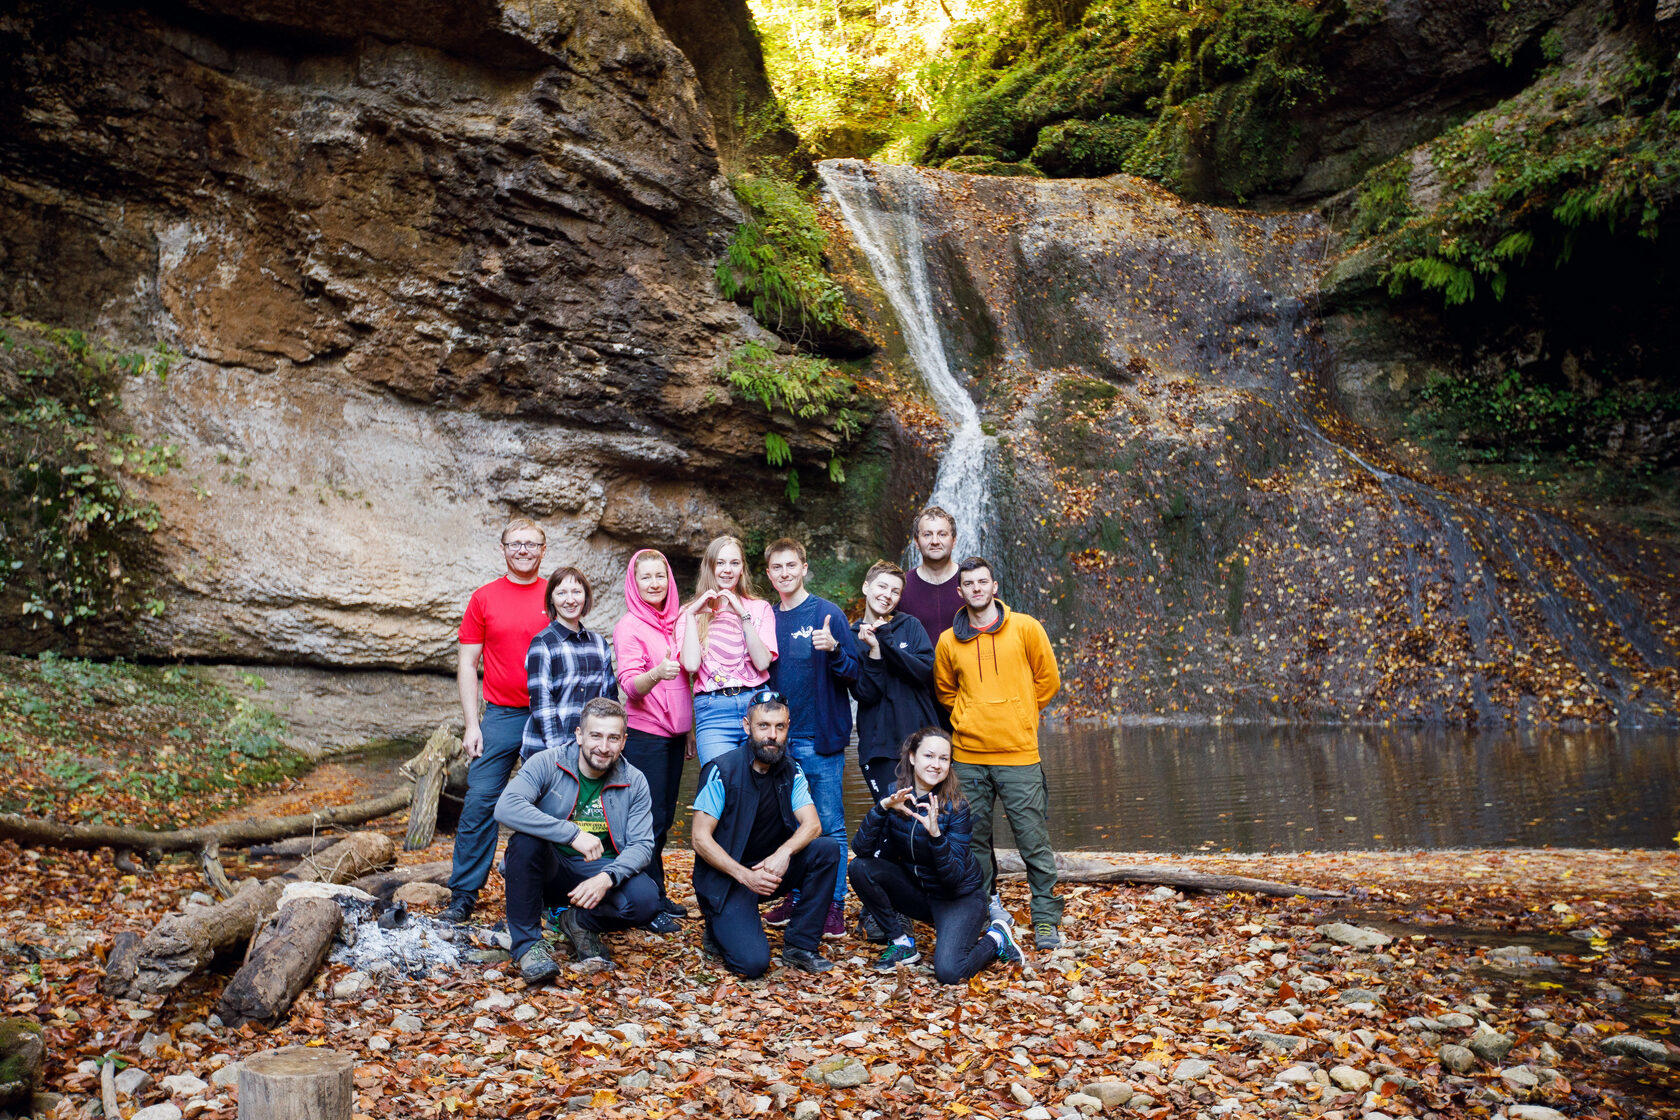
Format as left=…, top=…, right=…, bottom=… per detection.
left=519, top=567, right=619, bottom=761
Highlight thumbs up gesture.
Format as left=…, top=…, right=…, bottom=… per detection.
left=811, top=615, right=838, bottom=652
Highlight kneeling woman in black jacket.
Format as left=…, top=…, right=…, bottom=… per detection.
left=849, top=727, right=1027, bottom=981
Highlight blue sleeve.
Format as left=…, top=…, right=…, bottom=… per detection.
left=790, top=766, right=813, bottom=813
left=692, top=765, right=726, bottom=818
left=827, top=605, right=860, bottom=686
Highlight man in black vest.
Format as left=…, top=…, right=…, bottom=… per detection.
left=690, top=689, right=840, bottom=977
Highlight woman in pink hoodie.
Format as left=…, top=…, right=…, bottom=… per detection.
left=613, top=549, right=695, bottom=928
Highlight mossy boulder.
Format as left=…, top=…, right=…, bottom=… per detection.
left=0, top=1018, right=45, bottom=1108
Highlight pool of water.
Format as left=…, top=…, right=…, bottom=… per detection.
left=661, top=723, right=1680, bottom=852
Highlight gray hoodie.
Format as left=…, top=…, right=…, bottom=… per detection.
left=494, top=741, right=655, bottom=885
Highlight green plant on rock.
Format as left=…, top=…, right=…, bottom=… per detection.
left=725, top=341, right=864, bottom=504
left=0, top=318, right=179, bottom=636
left=1417, top=367, right=1680, bottom=465
left=716, top=174, right=849, bottom=344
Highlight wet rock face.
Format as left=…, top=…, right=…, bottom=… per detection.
left=0, top=1, right=814, bottom=664
left=826, top=162, right=1680, bottom=725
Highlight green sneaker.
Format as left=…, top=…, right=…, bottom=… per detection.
left=990, top=920, right=1025, bottom=966
left=517, top=941, right=560, bottom=984
left=872, top=941, right=921, bottom=972
left=1033, top=922, right=1063, bottom=951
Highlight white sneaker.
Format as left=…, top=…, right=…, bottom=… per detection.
left=987, top=894, right=1013, bottom=927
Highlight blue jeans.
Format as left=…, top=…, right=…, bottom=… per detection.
left=693, top=690, right=753, bottom=766
left=788, top=738, right=847, bottom=903
left=446, top=703, right=528, bottom=905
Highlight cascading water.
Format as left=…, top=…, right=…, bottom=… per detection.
left=818, top=160, right=994, bottom=560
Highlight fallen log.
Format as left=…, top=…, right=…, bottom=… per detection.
left=249, top=836, right=339, bottom=860
left=401, top=726, right=462, bottom=851
left=104, top=831, right=395, bottom=1000
left=348, top=860, right=451, bottom=903
left=217, top=898, right=342, bottom=1027
left=993, top=849, right=1344, bottom=900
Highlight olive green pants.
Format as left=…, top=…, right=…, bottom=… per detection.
left=954, top=760, right=1063, bottom=928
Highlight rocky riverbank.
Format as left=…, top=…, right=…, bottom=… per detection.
left=5, top=835, right=1675, bottom=1119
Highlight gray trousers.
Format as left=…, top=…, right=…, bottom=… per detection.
left=954, top=759, right=1063, bottom=928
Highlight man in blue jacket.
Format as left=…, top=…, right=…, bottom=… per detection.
left=495, top=697, right=659, bottom=982
left=691, top=691, right=840, bottom=977
left=763, top=538, right=860, bottom=939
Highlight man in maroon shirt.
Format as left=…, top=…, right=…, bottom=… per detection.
left=441, top=518, right=554, bottom=925
left=897, top=506, right=965, bottom=644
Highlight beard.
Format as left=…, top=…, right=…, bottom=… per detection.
left=750, top=736, right=786, bottom=766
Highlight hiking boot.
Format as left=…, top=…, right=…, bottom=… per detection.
left=438, top=898, right=474, bottom=925
left=701, top=925, right=723, bottom=960
left=822, top=902, right=847, bottom=940
left=872, top=941, right=921, bottom=972
left=558, top=907, right=611, bottom=963
left=990, top=920, right=1025, bottom=967
left=658, top=897, right=689, bottom=919
left=645, top=911, right=681, bottom=935
left=544, top=905, right=568, bottom=936
left=780, top=946, right=835, bottom=973
left=858, top=909, right=889, bottom=943
left=987, top=893, right=1013, bottom=928
left=516, top=941, right=560, bottom=984
left=1033, top=922, right=1063, bottom=951
left=763, top=894, right=796, bottom=928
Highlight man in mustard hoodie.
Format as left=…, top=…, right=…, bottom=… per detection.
left=933, top=555, right=1064, bottom=950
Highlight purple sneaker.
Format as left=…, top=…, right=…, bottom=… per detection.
left=763, top=894, right=796, bottom=928
left=822, top=902, right=847, bottom=940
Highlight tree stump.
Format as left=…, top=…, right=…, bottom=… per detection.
left=238, top=1047, right=353, bottom=1120
left=217, top=898, right=343, bottom=1027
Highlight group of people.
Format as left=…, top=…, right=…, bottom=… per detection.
left=438, top=507, right=1064, bottom=984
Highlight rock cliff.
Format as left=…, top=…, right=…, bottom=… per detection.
left=0, top=0, right=874, bottom=665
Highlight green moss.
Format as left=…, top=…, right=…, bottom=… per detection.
left=1030, top=115, right=1151, bottom=176
left=1, top=318, right=179, bottom=640
left=716, top=174, right=849, bottom=344
left=1352, top=158, right=1414, bottom=238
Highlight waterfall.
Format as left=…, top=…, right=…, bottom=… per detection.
left=818, top=159, right=995, bottom=561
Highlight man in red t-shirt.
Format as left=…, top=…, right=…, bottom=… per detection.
left=441, top=518, right=554, bottom=924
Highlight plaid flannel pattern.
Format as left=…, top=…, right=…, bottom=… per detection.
left=519, top=622, right=619, bottom=760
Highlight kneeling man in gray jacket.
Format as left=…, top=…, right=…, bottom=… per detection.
left=495, top=696, right=658, bottom=981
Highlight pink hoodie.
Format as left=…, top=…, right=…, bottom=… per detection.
left=612, top=549, right=694, bottom=738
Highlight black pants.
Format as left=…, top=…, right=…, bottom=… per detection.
left=848, top=856, right=996, bottom=985
left=700, top=837, right=839, bottom=979
left=503, top=831, right=659, bottom=960
left=622, top=729, right=686, bottom=899
left=858, top=757, right=898, bottom=804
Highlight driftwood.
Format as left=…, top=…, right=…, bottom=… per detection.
left=994, top=849, right=1345, bottom=900
left=104, top=831, right=395, bottom=1000
left=401, top=726, right=463, bottom=851
left=239, top=1047, right=354, bottom=1120
left=217, top=898, right=343, bottom=1027
left=348, top=860, right=451, bottom=903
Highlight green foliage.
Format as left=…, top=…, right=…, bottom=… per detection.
left=916, top=0, right=1331, bottom=191
left=0, top=319, right=179, bottom=635
left=725, top=342, right=865, bottom=504
left=1374, top=56, right=1679, bottom=307
left=1417, top=368, right=1680, bottom=466
left=1352, top=158, right=1414, bottom=238
left=717, top=174, right=849, bottom=343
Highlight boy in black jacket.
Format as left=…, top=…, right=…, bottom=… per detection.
left=851, top=561, right=941, bottom=802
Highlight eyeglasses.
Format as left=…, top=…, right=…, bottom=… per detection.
left=746, top=689, right=787, bottom=707
left=503, top=541, right=545, bottom=554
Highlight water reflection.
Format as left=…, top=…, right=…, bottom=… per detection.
left=668, top=724, right=1680, bottom=852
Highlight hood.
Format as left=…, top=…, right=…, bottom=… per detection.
left=951, top=599, right=1009, bottom=643
left=622, top=548, right=680, bottom=636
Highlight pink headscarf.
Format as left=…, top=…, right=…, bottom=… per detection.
left=623, top=548, right=680, bottom=635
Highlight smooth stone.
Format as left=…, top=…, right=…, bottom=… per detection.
left=1172, top=1059, right=1213, bottom=1081
left=1337, top=988, right=1383, bottom=1005
left=1439, top=1045, right=1477, bottom=1073
left=209, top=1065, right=240, bottom=1088
left=1437, top=1012, right=1476, bottom=1028
left=1601, top=1034, right=1671, bottom=1063
left=367, top=1037, right=392, bottom=1051
left=160, top=1073, right=208, bottom=1096
left=391, top=1014, right=425, bottom=1033
left=1466, top=1027, right=1515, bottom=1063
left=1276, top=1066, right=1314, bottom=1084
left=131, top=1108, right=183, bottom=1120
left=792, top=1103, right=821, bottom=1120
left=616, top=1023, right=648, bottom=1046
left=1501, top=1066, right=1540, bottom=1091
left=1022, top=1108, right=1053, bottom=1120
left=619, top=1070, right=652, bottom=1090
left=1065, top=1091, right=1104, bottom=1114
left=1079, top=1080, right=1134, bottom=1106
left=815, top=1057, right=868, bottom=1089
left=1010, top=1081, right=1036, bottom=1106
left=115, top=1067, right=154, bottom=1097
left=139, top=1032, right=170, bottom=1059
left=1127, top=1094, right=1155, bottom=1110
left=1244, top=1030, right=1307, bottom=1053
left=512, top=1004, right=539, bottom=1022
left=473, top=991, right=515, bottom=1012
left=1328, top=1066, right=1370, bottom=1092
left=332, top=971, right=371, bottom=999
left=1509, top=1108, right=1568, bottom=1120
left=1316, top=923, right=1392, bottom=950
